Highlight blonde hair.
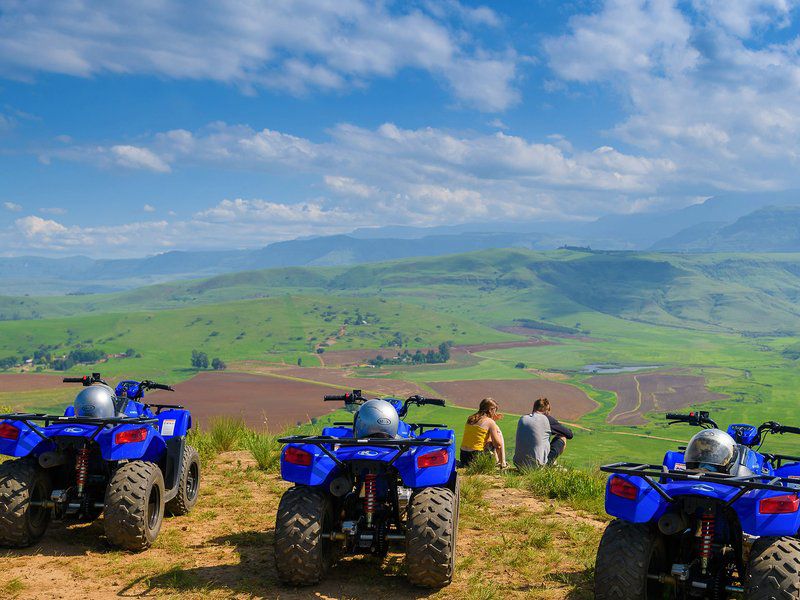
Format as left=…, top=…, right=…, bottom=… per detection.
left=467, top=398, right=498, bottom=425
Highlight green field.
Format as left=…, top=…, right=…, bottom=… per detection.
left=3, top=248, right=800, bottom=467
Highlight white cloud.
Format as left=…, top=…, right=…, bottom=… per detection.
left=48, top=121, right=678, bottom=224
left=544, top=0, right=800, bottom=191
left=3, top=201, right=22, bottom=212
left=39, top=207, right=67, bottom=215
left=15, top=215, right=67, bottom=239
left=0, top=1, right=519, bottom=111
left=10, top=215, right=170, bottom=254
left=110, top=145, right=171, bottom=173
left=143, top=204, right=156, bottom=213
left=324, top=175, right=377, bottom=198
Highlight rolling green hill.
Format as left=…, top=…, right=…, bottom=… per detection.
left=6, top=249, right=800, bottom=335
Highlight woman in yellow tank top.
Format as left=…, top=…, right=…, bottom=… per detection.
left=460, top=398, right=506, bottom=468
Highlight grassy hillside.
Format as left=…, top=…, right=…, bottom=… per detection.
left=0, top=295, right=517, bottom=382
left=6, top=249, right=800, bottom=334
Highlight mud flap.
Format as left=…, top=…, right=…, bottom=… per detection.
left=162, top=436, right=186, bottom=501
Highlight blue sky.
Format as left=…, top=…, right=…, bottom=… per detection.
left=1, top=0, right=799, bottom=257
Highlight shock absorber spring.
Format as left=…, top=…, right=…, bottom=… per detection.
left=75, top=445, right=90, bottom=496
left=363, top=473, right=377, bottom=527
left=698, top=509, right=715, bottom=574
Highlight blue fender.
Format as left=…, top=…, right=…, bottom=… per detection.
left=156, top=409, right=191, bottom=438
left=281, top=443, right=342, bottom=486
left=605, top=474, right=668, bottom=522
left=395, top=429, right=456, bottom=489
left=96, top=424, right=166, bottom=462
left=0, top=419, right=55, bottom=457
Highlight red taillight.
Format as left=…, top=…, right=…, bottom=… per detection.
left=759, top=494, right=800, bottom=514
left=114, top=428, right=148, bottom=445
left=285, top=447, right=313, bottom=466
left=417, top=449, right=449, bottom=469
left=0, top=423, right=19, bottom=441
left=609, top=476, right=639, bottom=500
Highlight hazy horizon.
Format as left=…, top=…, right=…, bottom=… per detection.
left=3, top=1, right=800, bottom=258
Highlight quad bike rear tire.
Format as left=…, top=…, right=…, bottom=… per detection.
left=405, top=486, right=457, bottom=588
left=594, top=519, right=667, bottom=600
left=274, top=486, right=335, bottom=585
left=746, top=536, right=800, bottom=599
left=165, top=444, right=200, bottom=516
left=104, top=460, right=165, bottom=551
left=0, top=458, right=51, bottom=547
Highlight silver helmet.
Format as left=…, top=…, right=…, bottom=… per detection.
left=354, top=399, right=399, bottom=439
left=74, top=384, right=119, bottom=419
left=685, top=429, right=737, bottom=473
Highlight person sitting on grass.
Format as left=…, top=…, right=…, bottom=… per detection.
left=513, top=397, right=573, bottom=468
left=459, top=397, right=507, bottom=468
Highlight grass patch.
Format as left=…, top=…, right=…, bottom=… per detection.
left=464, top=451, right=498, bottom=475
left=202, top=416, right=248, bottom=454
left=507, top=465, right=607, bottom=517
left=1, top=578, right=25, bottom=598
left=243, top=431, right=281, bottom=472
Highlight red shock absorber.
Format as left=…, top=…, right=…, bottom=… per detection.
left=363, top=473, right=377, bottom=527
left=698, top=510, right=715, bottom=574
left=75, top=445, right=90, bottom=496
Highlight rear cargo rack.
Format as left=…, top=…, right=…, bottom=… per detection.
left=602, top=462, right=800, bottom=504
left=0, top=413, right=159, bottom=441
left=278, top=434, right=452, bottom=469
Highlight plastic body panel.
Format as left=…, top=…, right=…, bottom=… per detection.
left=606, top=447, right=800, bottom=537
left=281, top=426, right=456, bottom=489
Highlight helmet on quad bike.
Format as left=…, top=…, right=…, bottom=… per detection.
left=74, top=384, right=120, bottom=419
left=353, top=399, right=399, bottom=439
left=685, top=428, right=737, bottom=472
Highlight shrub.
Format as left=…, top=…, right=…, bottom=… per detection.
left=244, top=432, right=281, bottom=472
left=206, top=416, right=248, bottom=453
left=515, top=362, right=526, bottom=369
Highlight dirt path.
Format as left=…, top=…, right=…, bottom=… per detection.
left=1, top=453, right=605, bottom=599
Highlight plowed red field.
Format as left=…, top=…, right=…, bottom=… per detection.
left=148, top=372, right=344, bottom=431
left=427, top=379, right=597, bottom=421
left=586, top=371, right=726, bottom=426
left=0, top=373, right=64, bottom=392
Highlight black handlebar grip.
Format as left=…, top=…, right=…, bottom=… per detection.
left=780, top=425, right=800, bottom=435
left=324, top=394, right=349, bottom=401
left=151, top=383, right=174, bottom=391
left=62, top=377, right=85, bottom=383
left=426, top=398, right=446, bottom=407
left=665, top=413, right=687, bottom=420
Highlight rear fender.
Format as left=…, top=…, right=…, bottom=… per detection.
left=395, top=428, right=456, bottom=489
left=156, top=409, right=191, bottom=438
left=280, top=443, right=341, bottom=486
left=97, top=424, right=166, bottom=462
left=0, top=419, right=55, bottom=457
left=734, top=488, right=800, bottom=536
left=605, top=474, right=667, bottom=523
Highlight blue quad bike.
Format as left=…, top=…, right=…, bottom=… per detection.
left=596, top=411, right=800, bottom=599
left=0, top=373, right=200, bottom=550
left=274, top=390, right=459, bottom=588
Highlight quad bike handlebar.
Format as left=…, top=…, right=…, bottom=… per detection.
left=139, top=380, right=174, bottom=392
left=665, top=411, right=719, bottom=429
left=63, top=373, right=108, bottom=386
left=322, top=390, right=446, bottom=409
left=759, top=421, right=800, bottom=436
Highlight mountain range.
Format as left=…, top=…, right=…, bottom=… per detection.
left=1, top=191, right=799, bottom=295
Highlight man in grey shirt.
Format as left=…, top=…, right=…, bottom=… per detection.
left=513, top=397, right=574, bottom=468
